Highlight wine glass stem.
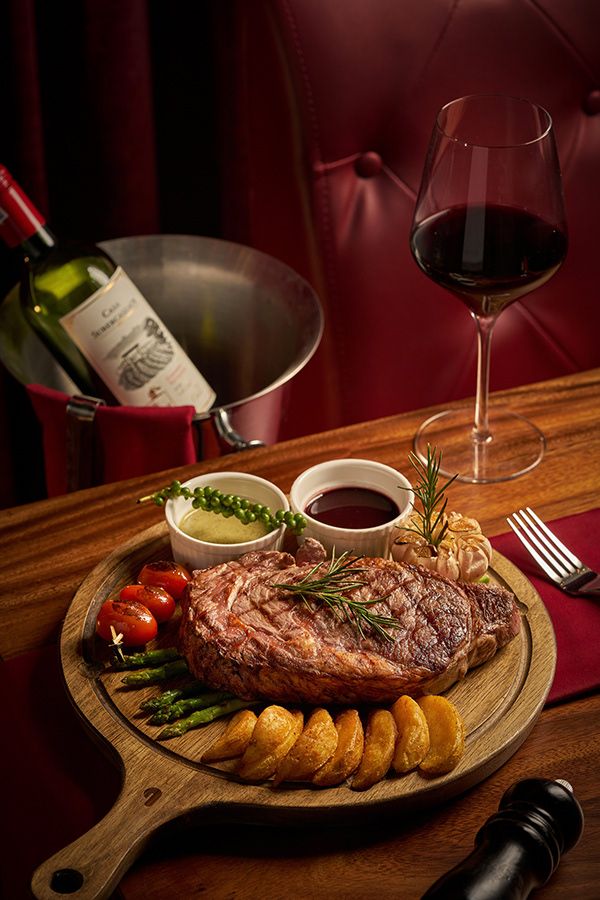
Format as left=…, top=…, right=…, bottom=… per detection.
left=473, top=312, right=498, bottom=443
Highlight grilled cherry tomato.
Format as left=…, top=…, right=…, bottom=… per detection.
left=96, top=598, right=158, bottom=647
left=119, top=584, right=176, bottom=624
left=138, top=560, right=191, bottom=600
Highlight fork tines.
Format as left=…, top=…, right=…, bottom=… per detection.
left=506, top=507, right=584, bottom=583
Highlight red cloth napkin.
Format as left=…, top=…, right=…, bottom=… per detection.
left=27, top=383, right=203, bottom=495
left=95, top=402, right=198, bottom=482
left=492, top=508, right=600, bottom=705
left=27, top=383, right=72, bottom=496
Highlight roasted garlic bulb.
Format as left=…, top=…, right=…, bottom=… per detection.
left=390, top=511, right=492, bottom=582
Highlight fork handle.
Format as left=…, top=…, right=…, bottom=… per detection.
left=569, top=572, right=600, bottom=598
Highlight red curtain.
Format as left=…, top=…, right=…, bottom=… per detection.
left=0, top=0, right=221, bottom=506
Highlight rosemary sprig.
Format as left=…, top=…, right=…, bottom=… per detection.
left=275, top=550, right=402, bottom=643
left=402, top=445, right=458, bottom=550
left=137, top=481, right=307, bottom=536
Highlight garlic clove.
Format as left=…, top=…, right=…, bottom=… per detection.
left=446, top=512, right=482, bottom=534
left=391, top=510, right=492, bottom=583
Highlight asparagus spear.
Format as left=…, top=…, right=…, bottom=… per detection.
left=121, top=658, right=189, bottom=685
left=139, top=679, right=207, bottom=712
left=158, top=698, right=259, bottom=739
left=113, top=647, right=182, bottom=670
left=149, top=691, right=235, bottom=725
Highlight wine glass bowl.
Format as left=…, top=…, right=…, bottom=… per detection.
left=410, top=94, right=567, bottom=482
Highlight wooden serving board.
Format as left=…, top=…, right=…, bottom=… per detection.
left=32, top=523, right=556, bottom=900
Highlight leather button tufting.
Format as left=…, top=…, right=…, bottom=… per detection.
left=354, top=151, right=383, bottom=177
left=583, top=90, right=600, bottom=115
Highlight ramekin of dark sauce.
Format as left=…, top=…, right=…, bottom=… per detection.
left=290, top=459, right=412, bottom=557
left=305, top=486, right=400, bottom=529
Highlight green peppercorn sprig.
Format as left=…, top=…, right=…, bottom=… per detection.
left=137, top=481, right=307, bottom=536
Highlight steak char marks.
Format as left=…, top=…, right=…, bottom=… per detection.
left=178, top=538, right=521, bottom=704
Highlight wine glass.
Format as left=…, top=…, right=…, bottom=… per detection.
left=410, top=94, right=567, bottom=483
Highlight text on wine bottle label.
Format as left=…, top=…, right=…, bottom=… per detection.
left=59, top=267, right=216, bottom=412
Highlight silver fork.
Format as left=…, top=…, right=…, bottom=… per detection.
left=506, top=507, right=600, bottom=597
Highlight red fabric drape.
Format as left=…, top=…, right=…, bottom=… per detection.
left=2, top=0, right=161, bottom=239
left=0, top=0, right=221, bottom=507
left=0, top=0, right=221, bottom=241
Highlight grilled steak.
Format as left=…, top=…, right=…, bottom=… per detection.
left=178, top=538, right=521, bottom=704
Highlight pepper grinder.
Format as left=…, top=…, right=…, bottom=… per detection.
left=421, top=778, right=584, bottom=899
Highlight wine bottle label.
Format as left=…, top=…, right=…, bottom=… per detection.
left=59, top=267, right=216, bottom=413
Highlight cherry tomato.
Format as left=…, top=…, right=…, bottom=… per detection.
left=138, top=560, right=191, bottom=600
left=96, top=598, right=158, bottom=647
left=119, top=584, right=176, bottom=624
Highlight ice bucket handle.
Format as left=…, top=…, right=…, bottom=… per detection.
left=210, top=407, right=266, bottom=452
left=65, top=395, right=106, bottom=492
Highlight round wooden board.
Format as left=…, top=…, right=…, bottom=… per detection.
left=32, top=522, right=556, bottom=900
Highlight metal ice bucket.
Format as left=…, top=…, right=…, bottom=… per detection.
left=0, top=235, right=323, bottom=489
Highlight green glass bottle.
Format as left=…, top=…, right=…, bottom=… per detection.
left=0, top=165, right=216, bottom=412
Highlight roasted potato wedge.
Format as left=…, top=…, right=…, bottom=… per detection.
left=313, top=709, right=364, bottom=787
left=273, top=707, right=338, bottom=785
left=390, top=695, right=430, bottom=774
left=237, top=706, right=304, bottom=781
left=201, top=709, right=258, bottom=763
left=418, top=695, right=465, bottom=776
left=351, top=709, right=397, bottom=791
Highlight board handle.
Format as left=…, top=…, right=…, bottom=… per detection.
left=31, top=771, right=186, bottom=899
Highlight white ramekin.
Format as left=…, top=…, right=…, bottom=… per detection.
left=290, top=458, right=412, bottom=558
left=165, top=471, right=289, bottom=571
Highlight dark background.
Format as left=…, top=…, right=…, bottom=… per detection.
left=0, top=0, right=224, bottom=506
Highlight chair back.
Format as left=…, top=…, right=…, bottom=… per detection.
left=218, top=0, right=600, bottom=435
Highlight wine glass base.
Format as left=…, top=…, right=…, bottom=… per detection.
left=413, top=408, right=545, bottom=484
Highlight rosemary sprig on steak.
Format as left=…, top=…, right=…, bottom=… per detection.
left=275, top=550, right=402, bottom=643
left=403, top=445, right=458, bottom=550
left=138, top=481, right=307, bottom=535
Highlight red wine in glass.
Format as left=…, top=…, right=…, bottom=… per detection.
left=412, top=204, right=567, bottom=317
left=410, top=95, right=567, bottom=482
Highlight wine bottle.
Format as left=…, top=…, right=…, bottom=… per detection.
left=0, top=165, right=216, bottom=413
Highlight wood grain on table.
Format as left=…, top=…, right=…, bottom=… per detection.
left=1, top=368, right=599, bottom=661
left=1, top=368, right=599, bottom=899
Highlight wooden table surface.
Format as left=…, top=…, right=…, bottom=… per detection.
left=1, top=368, right=599, bottom=899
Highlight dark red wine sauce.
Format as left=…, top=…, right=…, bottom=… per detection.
left=410, top=203, right=567, bottom=316
left=305, top=487, right=399, bottom=529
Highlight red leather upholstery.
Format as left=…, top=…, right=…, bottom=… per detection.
left=219, top=0, right=600, bottom=438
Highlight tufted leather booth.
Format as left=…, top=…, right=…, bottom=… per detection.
left=217, top=0, right=600, bottom=438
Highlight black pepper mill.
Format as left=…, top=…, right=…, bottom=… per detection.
left=421, top=778, right=584, bottom=899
